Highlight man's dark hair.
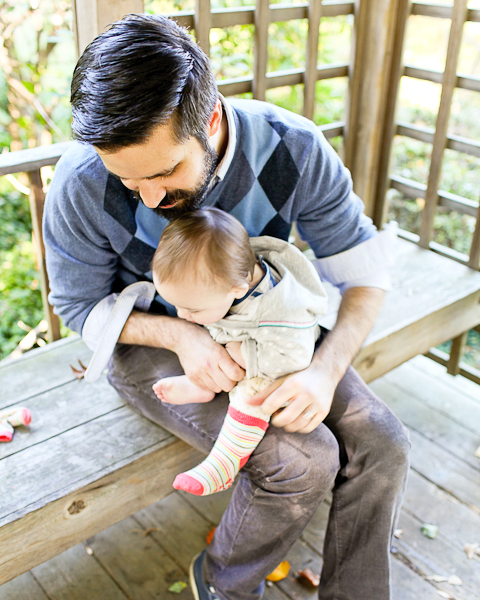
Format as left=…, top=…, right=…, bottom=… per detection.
left=71, top=14, right=218, bottom=151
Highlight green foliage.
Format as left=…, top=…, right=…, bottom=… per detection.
left=0, top=241, right=43, bottom=359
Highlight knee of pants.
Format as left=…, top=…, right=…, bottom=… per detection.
left=368, top=408, right=411, bottom=480
left=243, top=423, right=340, bottom=498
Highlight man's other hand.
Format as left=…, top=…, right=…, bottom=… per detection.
left=245, top=363, right=334, bottom=434
left=175, top=322, right=245, bottom=394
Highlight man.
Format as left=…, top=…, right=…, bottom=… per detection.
left=44, top=14, right=409, bottom=600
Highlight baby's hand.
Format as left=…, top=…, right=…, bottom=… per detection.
left=225, top=341, right=246, bottom=370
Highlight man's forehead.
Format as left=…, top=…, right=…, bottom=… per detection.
left=95, top=125, right=190, bottom=180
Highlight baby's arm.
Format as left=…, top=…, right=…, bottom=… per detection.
left=225, top=341, right=246, bottom=369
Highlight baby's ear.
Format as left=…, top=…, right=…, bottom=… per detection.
left=231, top=282, right=249, bottom=299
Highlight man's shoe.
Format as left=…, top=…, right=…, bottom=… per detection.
left=189, top=550, right=221, bottom=600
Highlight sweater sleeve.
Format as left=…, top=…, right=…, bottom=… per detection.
left=43, top=146, right=120, bottom=334
left=293, top=130, right=377, bottom=259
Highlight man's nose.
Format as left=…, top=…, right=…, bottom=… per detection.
left=121, top=179, right=167, bottom=209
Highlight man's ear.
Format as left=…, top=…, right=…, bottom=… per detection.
left=208, top=99, right=223, bottom=137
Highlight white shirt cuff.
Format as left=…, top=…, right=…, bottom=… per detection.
left=313, top=221, right=398, bottom=295
left=82, top=289, right=155, bottom=351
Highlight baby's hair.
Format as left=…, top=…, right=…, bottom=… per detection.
left=152, top=207, right=257, bottom=289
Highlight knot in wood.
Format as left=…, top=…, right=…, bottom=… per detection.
left=68, top=500, right=86, bottom=515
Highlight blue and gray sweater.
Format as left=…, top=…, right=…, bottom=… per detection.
left=44, top=99, right=377, bottom=335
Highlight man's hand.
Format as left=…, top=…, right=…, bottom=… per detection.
left=119, top=310, right=245, bottom=394
left=246, top=363, right=335, bottom=433
left=247, top=286, right=386, bottom=433
left=173, top=322, right=245, bottom=394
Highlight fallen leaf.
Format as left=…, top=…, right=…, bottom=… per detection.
left=394, top=529, right=404, bottom=539
left=421, top=523, right=438, bottom=539
left=465, top=543, right=479, bottom=559
left=70, top=359, right=88, bottom=380
left=474, top=445, right=480, bottom=459
left=448, top=575, right=462, bottom=586
left=426, top=575, right=448, bottom=583
left=85, top=545, right=93, bottom=555
left=206, top=527, right=216, bottom=545
left=168, top=581, right=187, bottom=593
left=266, top=561, right=290, bottom=582
left=142, top=527, right=160, bottom=537
left=297, top=568, right=320, bottom=588
left=437, top=592, right=452, bottom=599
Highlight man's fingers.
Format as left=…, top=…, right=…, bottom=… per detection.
left=218, top=355, right=245, bottom=383
left=246, top=376, right=287, bottom=406
left=270, top=398, right=311, bottom=428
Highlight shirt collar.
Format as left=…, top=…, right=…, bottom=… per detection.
left=211, top=94, right=237, bottom=184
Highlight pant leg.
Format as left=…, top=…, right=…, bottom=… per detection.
left=107, top=343, right=340, bottom=600
left=319, top=366, right=411, bottom=600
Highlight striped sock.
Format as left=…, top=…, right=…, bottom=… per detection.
left=173, top=406, right=270, bottom=496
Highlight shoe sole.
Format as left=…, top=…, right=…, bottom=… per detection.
left=189, top=551, right=202, bottom=600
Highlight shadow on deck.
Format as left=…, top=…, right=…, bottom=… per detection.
left=1, top=355, right=479, bottom=600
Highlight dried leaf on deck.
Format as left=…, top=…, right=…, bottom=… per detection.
left=168, top=581, right=188, bottom=593
left=266, top=561, right=290, bottom=582
left=464, top=542, right=479, bottom=559
left=436, top=592, right=452, bottom=599
left=394, top=529, right=404, bottom=539
left=297, top=568, right=320, bottom=588
left=142, top=527, right=160, bottom=537
left=448, top=575, right=462, bottom=586
left=421, top=523, right=438, bottom=539
left=70, top=359, right=88, bottom=380
left=85, top=545, right=93, bottom=555
left=206, top=527, right=217, bottom=545
left=474, top=445, right=480, bottom=459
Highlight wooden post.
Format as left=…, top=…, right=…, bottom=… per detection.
left=344, top=0, right=407, bottom=219
left=303, top=0, right=323, bottom=121
left=372, top=0, right=412, bottom=228
left=446, top=330, right=468, bottom=376
left=72, top=0, right=145, bottom=56
left=468, top=201, right=480, bottom=270
left=194, top=0, right=211, bottom=55
left=419, top=0, right=469, bottom=248
left=253, top=0, right=270, bottom=101
left=28, top=170, right=61, bottom=343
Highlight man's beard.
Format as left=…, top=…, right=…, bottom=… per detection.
left=133, top=145, right=219, bottom=221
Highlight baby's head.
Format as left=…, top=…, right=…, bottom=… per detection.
left=152, top=207, right=257, bottom=324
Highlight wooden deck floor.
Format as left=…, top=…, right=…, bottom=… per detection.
left=1, top=355, right=479, bottom=600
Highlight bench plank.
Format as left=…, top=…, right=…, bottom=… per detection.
left=0, top=377, right=123, bottom=460
left=0, top=437, right=201, bottom=585
left=0, top=336, right=91, bottom=408
left=1, top=406, right=173, bottom=525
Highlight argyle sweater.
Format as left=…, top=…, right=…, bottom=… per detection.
left=44, top=99, right=376, bottom=335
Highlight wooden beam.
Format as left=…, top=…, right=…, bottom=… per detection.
left=373, top=0, right=411, bottom=228
left=253, top=0, right=270, bottom=101
left=345, top=0, right=405, bottom=218
left=73, top=0, right=144, bottom=56
left=446, top=330, right=468, bottom=376
left=419, top=0, right=469, bottom=248
left=28, top=171, right=61, bottom=343
left=0, top=142, right=73, bottom=176
left=468, top=201, right=480, bottom=270
left=303, top=0, right=323, bottom=120
left=195, top=0, right=211, bottom=55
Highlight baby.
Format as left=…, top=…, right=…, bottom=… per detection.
left=152, top=207, right=328, bottom=496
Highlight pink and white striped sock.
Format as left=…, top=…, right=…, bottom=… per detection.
left=173, top=406, right=269, bottom=496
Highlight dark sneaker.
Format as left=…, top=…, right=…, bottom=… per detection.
left=189, top=550, right=221, bottom=600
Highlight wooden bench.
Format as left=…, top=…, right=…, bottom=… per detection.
left=1, top=237, right=480, bottom=586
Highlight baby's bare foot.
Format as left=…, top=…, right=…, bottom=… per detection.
left=152, top=375, right=215, bottom=404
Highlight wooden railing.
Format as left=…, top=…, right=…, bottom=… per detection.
left=2, top=0, right=479, bottom=376
left=0, top=143, right=73, bottom=344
